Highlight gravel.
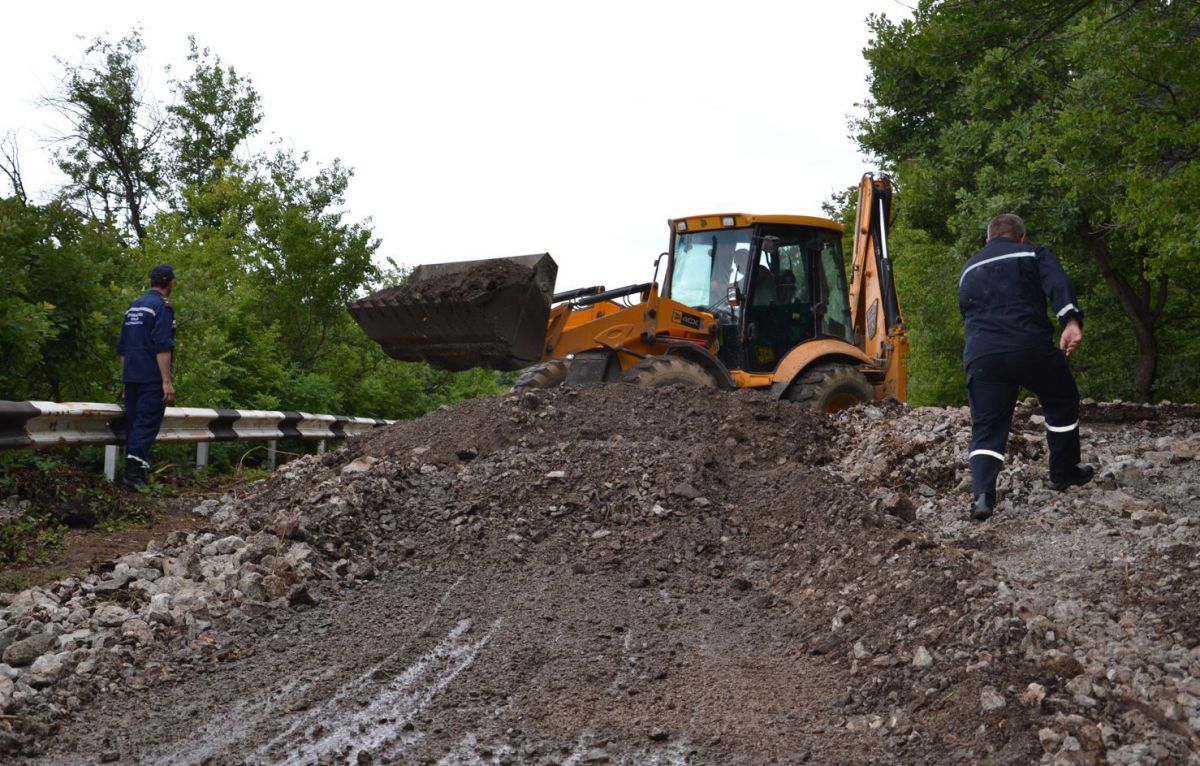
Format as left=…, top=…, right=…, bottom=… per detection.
left=0, top=387, right=1195, bottom=764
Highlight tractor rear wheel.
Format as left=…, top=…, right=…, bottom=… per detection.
left=623, top=356, right=716, bottom=388
left=784, top=362, right=873, bottom=412
left=511, top=359, right=571, bottom=391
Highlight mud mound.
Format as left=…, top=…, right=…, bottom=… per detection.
left=4, top=388, right=1197, bottom=764
left=370, top=258, right=536, bottom=304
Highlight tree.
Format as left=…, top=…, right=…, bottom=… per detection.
left=47, top=31, right=163, bottom=247
left=247, top=150, right=380, bottom=369
left=165, top=37, right=262, bottom=214
left=0, top=197, right=129, bottom=401
left=857, top=0, right=1200, bottom=402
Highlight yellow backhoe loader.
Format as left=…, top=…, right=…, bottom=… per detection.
left=349, top=174, right=907, bottom=411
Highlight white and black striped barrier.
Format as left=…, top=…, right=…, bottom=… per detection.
left=0, top=401, right=393, bottom=481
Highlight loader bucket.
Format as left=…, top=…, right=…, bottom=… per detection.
left=348, top=253, right=558, bottom=372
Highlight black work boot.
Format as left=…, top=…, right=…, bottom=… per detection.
left=1049, top=463, right=1095, bottom=492
left=119, top=460, right=148, bottom=492
left=968, top=493, right=995, bottom=522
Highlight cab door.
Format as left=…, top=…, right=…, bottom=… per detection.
left=743, top=226, right=820, bottom=372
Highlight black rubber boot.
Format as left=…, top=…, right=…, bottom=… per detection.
left=1049, top=463, right=1095, bottom=492
left=119, top=460, right=148, bottom=492
left=968, top=493, right=995, bottom=522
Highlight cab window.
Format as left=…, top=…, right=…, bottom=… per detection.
left=669, top=229, right=753, bottom=312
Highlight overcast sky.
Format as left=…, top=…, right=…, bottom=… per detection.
left=2, top=0, right=910, bottom=292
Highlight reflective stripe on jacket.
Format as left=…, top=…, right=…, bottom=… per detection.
left=958, top=237, right=1082, bottom=368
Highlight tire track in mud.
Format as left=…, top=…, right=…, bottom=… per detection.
left=142, top=576, right=479, bottom=766
left=263, top=617, right=499, bottom=765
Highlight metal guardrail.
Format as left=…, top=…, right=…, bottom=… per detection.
left=0, top=400, right=393, bottom=481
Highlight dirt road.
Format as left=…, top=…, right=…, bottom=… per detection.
left=2, top=387, right=1198, bottom=764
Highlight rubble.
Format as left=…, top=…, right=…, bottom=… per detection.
left=0, top=387, right=1195, bottom=764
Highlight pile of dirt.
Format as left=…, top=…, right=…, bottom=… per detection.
left=827, top=398, right=1200, bottom=764
left=1, top=387, right=1196, bottom=764
left=369, top=259, right=538, bottom=304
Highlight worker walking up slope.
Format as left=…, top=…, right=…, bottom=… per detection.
left=958, top=214, right=1094, bottom=521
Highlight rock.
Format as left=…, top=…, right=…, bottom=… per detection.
left=1052, top=600, right=1085, bottom=621
left=913, top=646, right=934, bottom=668
left=94, top=573, right=132, bottom=595
left=980, top=686, right=1006, bottom=712
left=94, top=603, right=132, bottom=628
left=877, top=491, right=916, bottom=522
left=2, top=632, right=56, bottom=667
left=670, top=483, right=700, bottom=499
left=648, top=727, right=669, bottom=741
left=1065, top=674, right=1094, bottom=697
left=1130, top=509, right=1170, bottom=527
left=1038, top=728, right=1062, bottom=754
left=341, top=456, right=378, bottom=474
left=1020, top=683, right=1046, bottom=708
left=1039, top=649, right=1084, bottom=679
left=28, top=652, right=65, bottom=681
left=121, top=618, right=154, bottom=644
left=147, top=594, right=173, bottom=625
left=213, top=535, right=247, bottom=555
left=239, top=571, right=269, bottom=602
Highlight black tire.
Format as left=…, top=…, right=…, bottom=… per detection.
left=784, top=362, right=873, bottom=412
left=622, top=356, right=716, bottom=388
left=511, top=359, right=571, bottom=391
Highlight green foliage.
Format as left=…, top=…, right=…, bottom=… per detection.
left=0, top=197, right=130, bottom=401
left=858, top=0, right=1200, bottom=403
left=2, top=29, right=509, bottom=438
left=889, top=225, right=966, bottom=407
left=166, top=37, right=262, bottom=201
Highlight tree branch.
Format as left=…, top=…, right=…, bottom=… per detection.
left=0, top=133, right=27, bottom=203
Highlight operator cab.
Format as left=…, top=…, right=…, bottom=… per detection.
left=666, top=215, right=853, bottom=374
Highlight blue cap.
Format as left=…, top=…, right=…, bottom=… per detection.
left=150, top=264, right=176, bottom=286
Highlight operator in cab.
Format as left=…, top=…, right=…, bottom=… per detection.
left=958, top=214, right=1094, bottom=522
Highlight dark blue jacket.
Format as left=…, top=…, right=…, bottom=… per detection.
left=117, top=290, right=175, bottom=383
left=958, top=237, right=1082, bottom=368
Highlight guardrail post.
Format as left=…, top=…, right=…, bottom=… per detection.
left=317, top=440, right=326, bottom=454
left=104, top=445, right=118, bottom=483
left=267, top=439, right=277, bottom=470
left=196, top=442, right=209, bottom=471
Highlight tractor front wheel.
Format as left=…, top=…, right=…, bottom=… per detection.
left=784, top=362, right=873, bottom=412
left=622, top=356, right=716, bottom=388
left=511, top=359, right=571, bottom=391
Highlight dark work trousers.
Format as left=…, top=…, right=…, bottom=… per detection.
left=967, top=344, right=1081, bottom=497
left=124, top=382, right=166, bottom=469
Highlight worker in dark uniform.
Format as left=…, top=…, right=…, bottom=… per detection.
left=116, top=264, right=176, bottom=490
left=958, top=214, right=1094, bottom=521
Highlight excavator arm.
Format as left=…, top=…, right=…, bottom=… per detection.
left=847, top=173, right=908, bottom=400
